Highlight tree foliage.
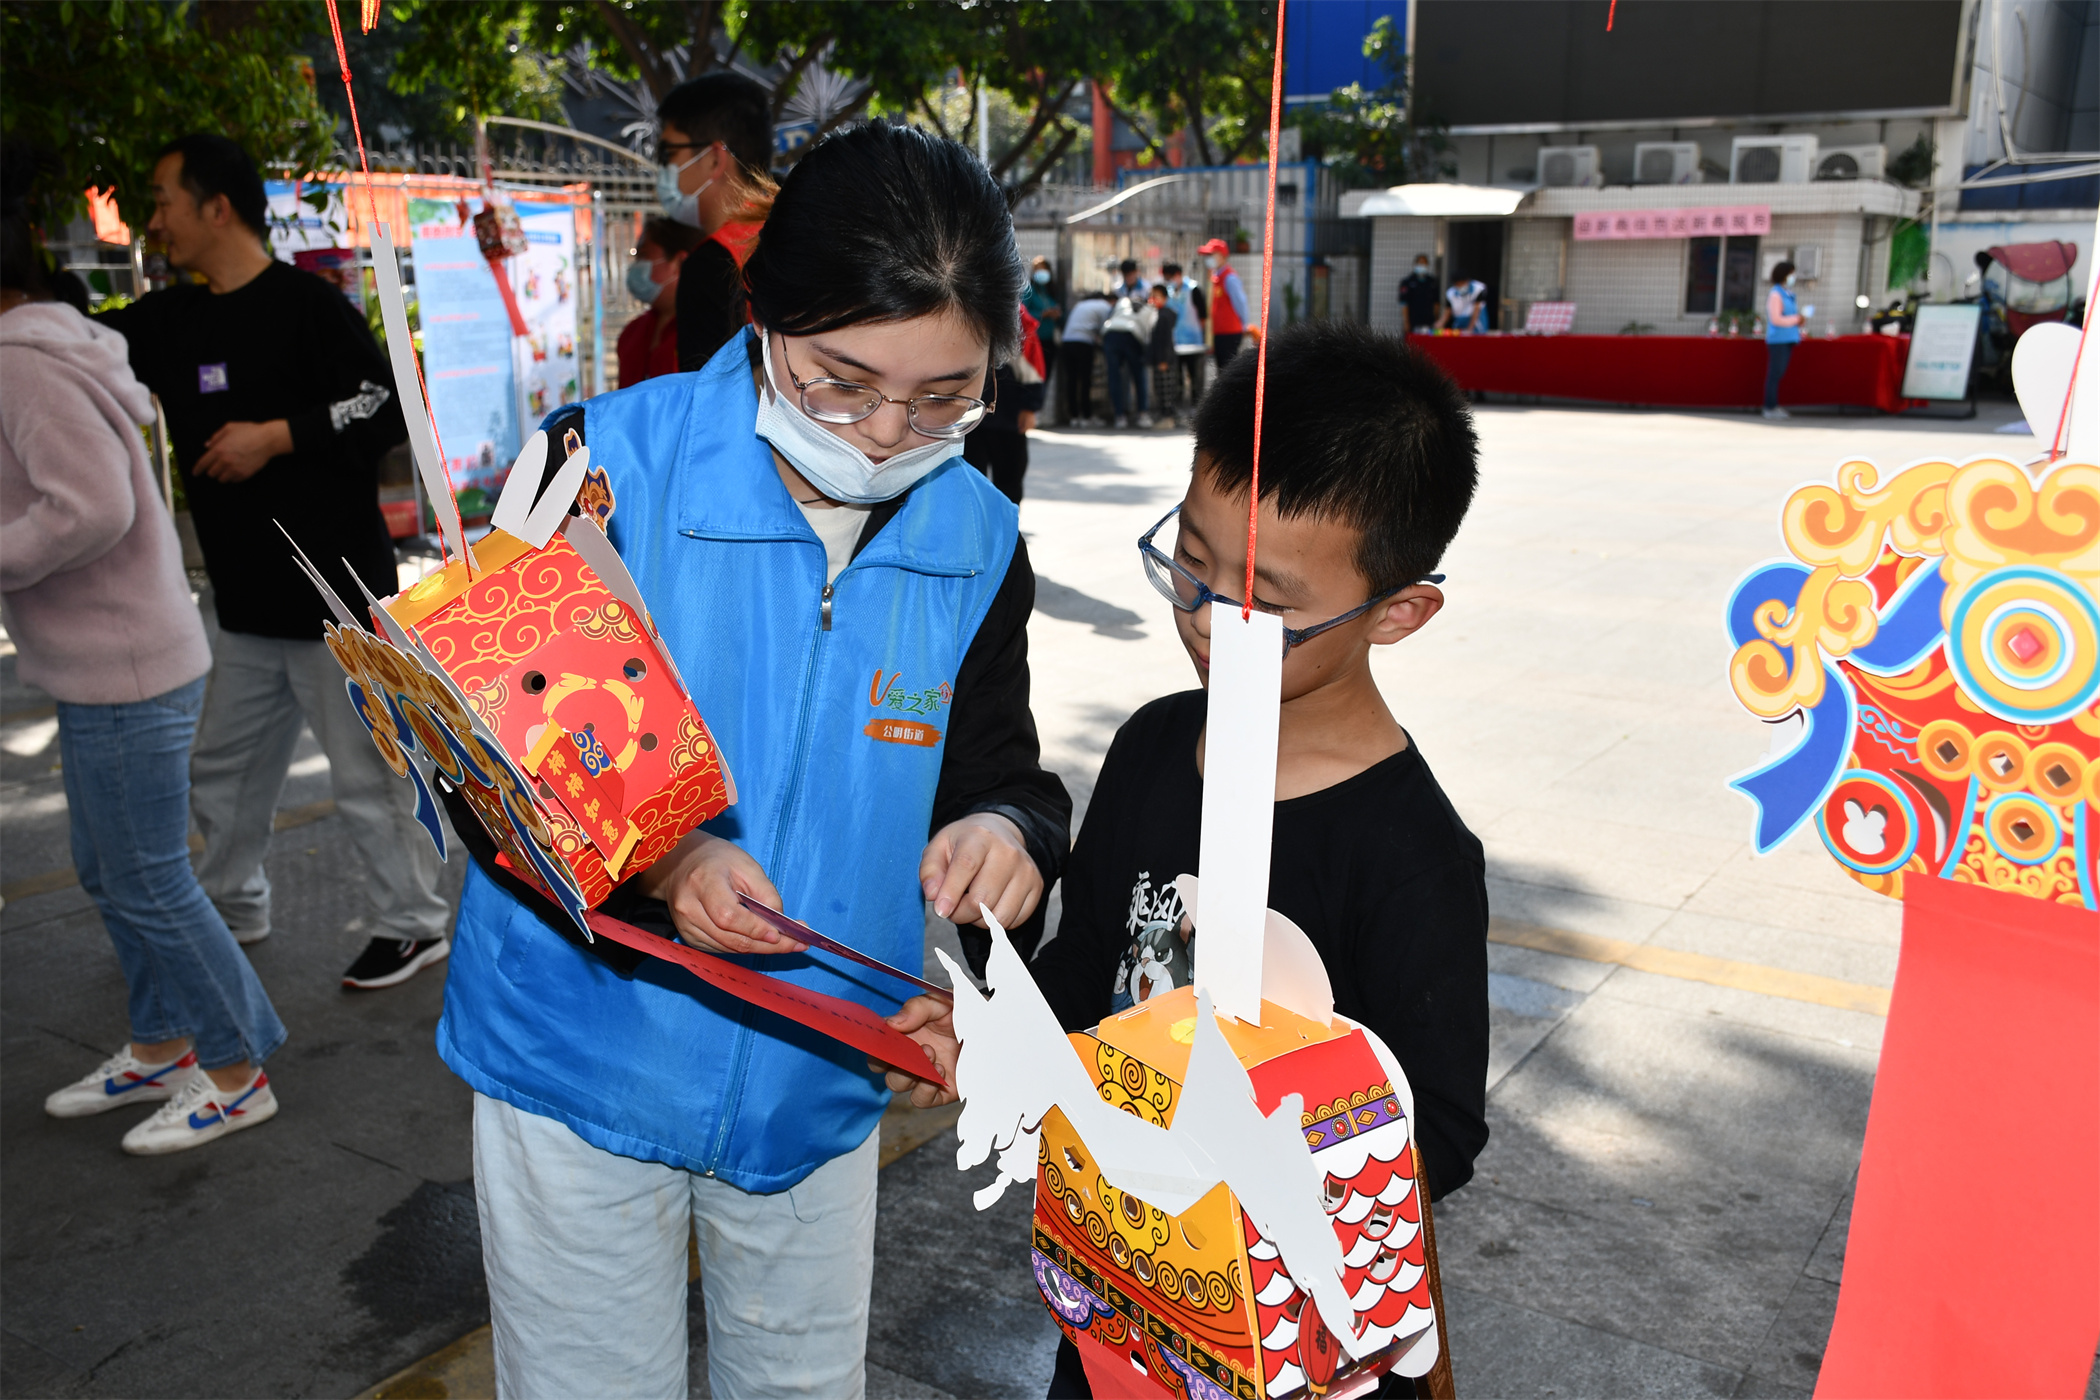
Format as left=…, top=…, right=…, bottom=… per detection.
left=1, top=0, right=337, bottom=223
left=1286, top=15, right=1448, bottom=188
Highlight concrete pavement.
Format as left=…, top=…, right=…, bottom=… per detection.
left=5, top=397, right=2086, bottom=1397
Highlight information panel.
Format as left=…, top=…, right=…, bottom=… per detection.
left=1900, top=303, right=1982, bottom=402
left=408, top=196, right=519, bottom=516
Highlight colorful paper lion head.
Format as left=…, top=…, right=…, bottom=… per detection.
left=1726, top=458, right=2099, bottom=906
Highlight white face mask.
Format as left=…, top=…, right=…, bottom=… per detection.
left=1785, top=274, right=1798, bottom=287
left=656, top=148, right=713, bottom=229
left=752, top=331, right=964, bottom=505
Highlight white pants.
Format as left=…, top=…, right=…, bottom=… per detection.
left=472, top=1093, right=879, bottom=1400
left=189, top=628, right=448, bottom=943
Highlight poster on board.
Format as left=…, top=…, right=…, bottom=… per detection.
left=264, top=180, right=360, bottom=307
left=512, top=199, right=582, bottom=430
left=407, top=195, right=517, bottom=517
left=1899, top=303, right=1982, bottom=401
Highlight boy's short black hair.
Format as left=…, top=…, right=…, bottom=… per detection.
left=1191, top=320, right=1477, bottom=593
left=1162, top=261, right=1182, bottom=277
left=155, top=134, right=268, bottom=239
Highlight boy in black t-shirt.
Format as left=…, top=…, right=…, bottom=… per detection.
left=1021, top=318, right=1488, bottom=1399
left=1029, top=319, right=1489, bottom=1204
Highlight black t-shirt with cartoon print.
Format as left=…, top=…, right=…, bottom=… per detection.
left=1027, top=689, right=1491, bottom=1200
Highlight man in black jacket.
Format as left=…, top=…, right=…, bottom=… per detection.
left=655, top=73, right=775, bottom=372
left=99, top=135, right=451, bottom=990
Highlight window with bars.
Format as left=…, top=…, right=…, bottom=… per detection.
left=1686, top=235, right=1763, bottom=314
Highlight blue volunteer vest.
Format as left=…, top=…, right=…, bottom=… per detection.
left=436, top=329, right=1018, bottom=1192
left=1767, top=286, right=1802, bottom=345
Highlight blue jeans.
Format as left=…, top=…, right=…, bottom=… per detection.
left=1102, top=331, right=1147, bottom=417
left=59, top=678, right=285, bottom=1070
left=1764, top=341, right=1796, bottom=409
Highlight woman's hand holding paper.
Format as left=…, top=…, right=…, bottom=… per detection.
left=640, top=828, right=808, bottom=956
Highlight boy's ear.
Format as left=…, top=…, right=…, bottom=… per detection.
left=1369, top=584, right=1443, bottom=646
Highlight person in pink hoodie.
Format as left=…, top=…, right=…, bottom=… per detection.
left=1, top=200, right=284, bottom=1155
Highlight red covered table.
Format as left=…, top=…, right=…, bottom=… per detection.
left=1409, top=333, right=1916, bottom=412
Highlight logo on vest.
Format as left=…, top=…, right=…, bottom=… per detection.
left=862, top=667, right=952, bottom=748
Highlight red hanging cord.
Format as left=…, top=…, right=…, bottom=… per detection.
left=325, top=0, right=461, bottom=564
left=1245, top=0, right=1288, bottom=620
left=2050, top=282, right=2093, bottom=461
left=1607, top=0, right=1618, bottom=31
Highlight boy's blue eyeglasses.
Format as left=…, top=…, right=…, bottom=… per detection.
left=1136, top=506, right=1444, bottom=656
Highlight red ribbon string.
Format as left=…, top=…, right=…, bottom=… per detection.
left=1607, top=0, right=1618, bottom=30
left=324, top=0, right=461, bottom=564
left=1246, top=0, right=1288, bottom=619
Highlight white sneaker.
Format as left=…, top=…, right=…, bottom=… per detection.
left=45, top=1047, right=198, bottom=1118
left=1114, top=415, right=1129, bottom=429
left=1137, top=412, right=1155, bottom=428
left=1761, top=406, right=1790, bottom=420
left=121, top=1070, right=277, bottom=1155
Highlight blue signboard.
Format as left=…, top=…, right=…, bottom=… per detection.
left=1284, top=0, right=1408, bottom=104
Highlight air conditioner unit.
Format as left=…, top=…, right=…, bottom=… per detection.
left=1731, top=134, right=1819, bottom=184
left=1815, top=144, right=1886, bottom=181
left=1538, top=145, right=1602, bottom=188
left=1633, top=142, right=1701, bottom=185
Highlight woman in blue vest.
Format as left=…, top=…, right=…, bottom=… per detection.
left=1762, top=259, right=1810, bottom=420
left=439, top=122, right=1071, bottom=1399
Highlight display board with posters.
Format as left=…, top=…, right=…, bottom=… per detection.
left=512, top=199, right=582, bottom=429
left=407, top=195, right=518, bottom=517
left=265, top=180, right=361, bottom=307
left=404, top=193, right=582, bottom=519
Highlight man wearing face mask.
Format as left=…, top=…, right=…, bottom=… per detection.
left=616, top=217, right=701, bottom=387
left=1400, top=254, right=1439, bottom=334
left=653, top=72, right=778, bottom=372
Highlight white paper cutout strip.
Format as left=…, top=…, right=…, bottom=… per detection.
left=1194, top=606, right=1284, bottom=1024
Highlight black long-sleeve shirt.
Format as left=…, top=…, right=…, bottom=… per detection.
left=97, top=261, right=406, bottom=638
left=454, top=404, right=1071, bottom=977
left=1027, top=690, right=1490, bottom=1200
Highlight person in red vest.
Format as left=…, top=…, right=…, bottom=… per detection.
left=616, top=217, right=702, bottom=387
left=652, top=72, right=779, bottom=371
left=1199, top=236, right=1255, bottom=373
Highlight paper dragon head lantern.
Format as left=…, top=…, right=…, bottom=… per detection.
left=292, top=224, right=733, bottom=931
left=1725, top=322, right=2098, bottom=908
left=942, top=610, right=1443, bottom=1400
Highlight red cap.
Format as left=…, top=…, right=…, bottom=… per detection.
left=1198, top=238, right=1230, bottom=255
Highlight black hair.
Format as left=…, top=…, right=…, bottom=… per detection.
left=1, top=139, right=48, bottom=298
left=1162, top=261, right=1183, bottom=277
left=1771, top=260, right=1796, bottom=283
left=1191, top=320, right=1478, bottom=592
left=0, top=211, right=46, bottom=296
left=1119, top=258, right=1138, bottom=274
left=155, top=134, right=268, bottom=239
left=744, top=122, right=1021, bottom=359
left=657, top=72, right=774, bottom=177
left=638, top=216, right=704, bottom=258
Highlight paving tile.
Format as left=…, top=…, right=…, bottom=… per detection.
left=1486, top=994, right=1876, bottom=1187
left=1593, top=967, right=1889, bottom=1056
left=1804, top=1183, right=1853, bottom=1285
left=1443, top=1287, right=1744, bottom=1399
left=1677, top=874, right=1903, bottom=949
left=1488, top=942, right=1622, bottom=995
left=1484, top=875, right=1675, bottom=943
left=1743, top=1276, right=1842, bottom=1393
left=1645, top=909, right=1900, bottom=987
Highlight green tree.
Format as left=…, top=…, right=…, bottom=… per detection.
left=1287, top=15, right=1448, bottom=188
left=1, top=0, right=336, bottom=222
left=1093, top=0, right=1279, bottom=169
left=324, top=1, right=564, bottom=145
